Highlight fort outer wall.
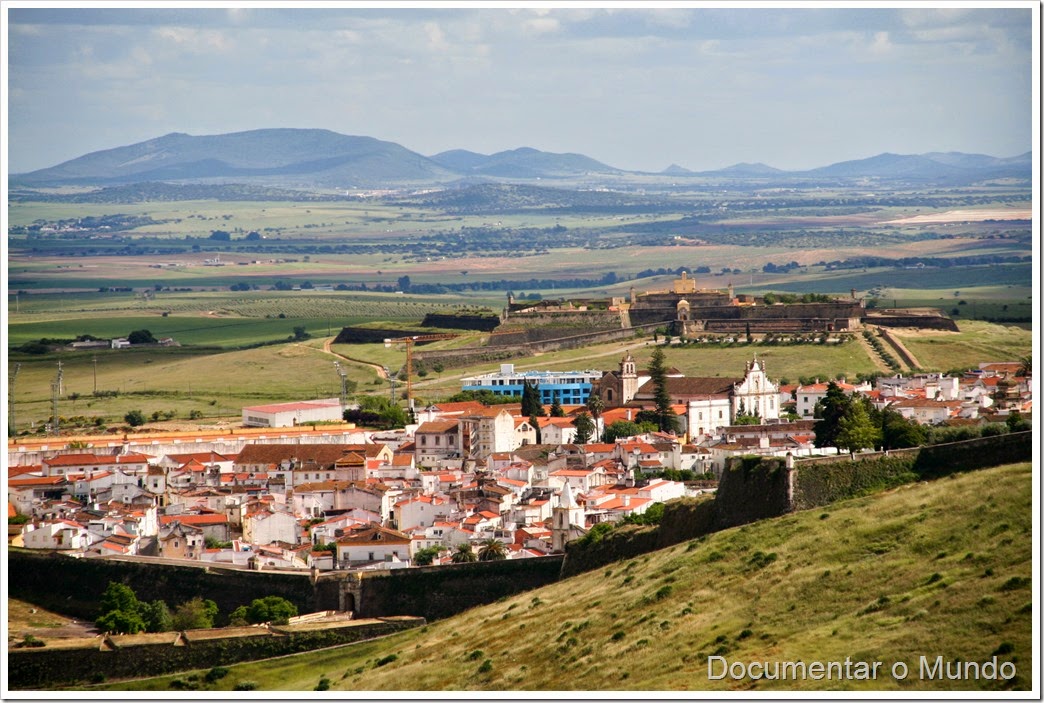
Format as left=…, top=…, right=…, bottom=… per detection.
left=8, top=549, right=565, bottom=626
left=413, top=323, right=663, bottom=370
left=629, top=300, right=866, bottom=327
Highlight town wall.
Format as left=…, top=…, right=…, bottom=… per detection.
left=7, top=551, right=320, bottom=620
left=8, top=617, right=423, bottom=690
left=560, top=431, right=1031, bottom=577
left=713, top=455, right=794, bottom=529
left=9, top=549, right=566, bottom=626
left=330, top=556, right=567, bottom=621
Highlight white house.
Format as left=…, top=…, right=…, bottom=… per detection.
left=536, top=417, right=578, bottom=446
left=394, top=494, right=456, bottom=532
left=22, top=519, right=93, bottom=551
left=461, top=408, right=519, bottom=459
left=335, top=524, right=412, bottom=566
left=243, top=508, right=301, bottom=545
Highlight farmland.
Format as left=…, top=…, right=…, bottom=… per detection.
left=7, top=178, right=1034, bottom=436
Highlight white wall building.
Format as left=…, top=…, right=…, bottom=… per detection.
left=241, top=399, right=344, bottom=428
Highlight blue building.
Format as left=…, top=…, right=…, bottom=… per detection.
left=461, top=364, right=603, bottom=406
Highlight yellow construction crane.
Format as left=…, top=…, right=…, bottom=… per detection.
left=384, top=334, right=460, bottom=404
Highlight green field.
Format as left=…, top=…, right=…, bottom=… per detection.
left=9, top=315, right=1031, bottom=433
left=888, top=321, right=1033, bottom=373
left=89, top=462, right=1032, bottom=692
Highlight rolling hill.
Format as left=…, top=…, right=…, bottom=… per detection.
left=9, top=127, right=1031, bottom=189
left=95, top=462, right=1031, bottom=692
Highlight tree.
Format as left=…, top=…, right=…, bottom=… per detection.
left=229, top=596, right=296, bottom=626
left=813, top=382, right=849, bottom=448
left=171, top=597, right=219, bottom=630
left=127, top=329, right=157, bottom=345
left=99, top=582, right=139, bottom=615
left=879, top=408, right=926, bottom=450
left=124, top=410, right=146, bottom=427
left=96, top=608, right=146, bottom=635
left=585, top=394, right=605, bottom=420
left=292, top=326, right=310, bottom=341
left=521, top=382, right=544, bottom=417
left=96, top=582, right=147, bottom=634
left=344, top=395, right=409, bottom=430
left=602, top=420, right=655, bottom=443
left=733, top=401, right=761, bottom=426
left=450, top=543, right=476, bottom=563
left=140, top=600, right=173, bottom=633
left=529, top=414, right=542, bottom=444
left=397, top=275, right=412, bottom=291
left=208, top=230, right=231, bottom=241
left=834, top=400, right=880, bottom=454
left=573, top=411, right=595, bottom=445
left=477, top=538, right=507, bottom=562
left=413, top=546, right=442, bottom=566
left=1007, top=410, right=1031, bottom=432
left=648, top=346, right=678, bottom=433
left=549, top=399, right=565, bottom=417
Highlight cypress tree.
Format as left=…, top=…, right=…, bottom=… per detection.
left=649, top=346, right=678, bottom=433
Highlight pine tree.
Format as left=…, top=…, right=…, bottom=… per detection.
left=521, top=382, right=544, bottom=417
left=813, top=381, right=849, bottom=448
left=835, top=400, right=880, bottom=454
left=649, top=346, right=678, bottom=433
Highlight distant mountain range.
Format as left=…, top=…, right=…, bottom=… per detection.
left=9, top=128, right=1032, bottom=189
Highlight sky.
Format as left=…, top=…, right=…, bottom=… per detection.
left=3, top=4, right=1037, bottom=174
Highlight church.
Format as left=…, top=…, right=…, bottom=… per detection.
left=595, top=353, right=779, bottom=439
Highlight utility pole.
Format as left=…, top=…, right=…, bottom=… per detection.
left=334, top=361, right=349, bottom=411
left=9, top=363, right=20, bottom=437
left=93, top=355, right=98, bottom=394
left=51, top=361, right=63, bottom=436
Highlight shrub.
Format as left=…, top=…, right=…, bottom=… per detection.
left=314, top=676, right=331, bottom=691
left=233, top=681, right=258, bottom=691
left=374, top=654, right=398, bottom=667
left=204, top=667, right=229, bottom=683
left=477, top=659, right=493, bottom=674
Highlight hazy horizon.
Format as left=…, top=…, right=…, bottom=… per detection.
left=6, top=5, right=1035, bottom=174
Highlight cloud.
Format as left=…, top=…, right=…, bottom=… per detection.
left=899, top=8, right=974, bottom=28
left=868, top=30, right=892, bottom=56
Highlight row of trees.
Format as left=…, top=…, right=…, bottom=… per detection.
left=413, top=539, right=507, bottom=565
left=95, top=582, right=298, bottom=634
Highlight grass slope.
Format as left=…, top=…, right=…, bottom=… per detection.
left=95, top=463, right=1032, bottom=692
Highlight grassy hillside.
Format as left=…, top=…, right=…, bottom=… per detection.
left=94, top=462, right=1031, bottom=692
